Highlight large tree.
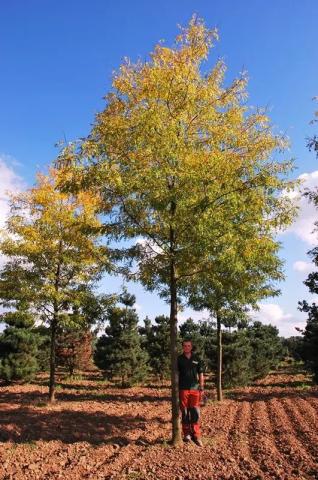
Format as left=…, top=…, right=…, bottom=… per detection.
left=58, top=17, right=296, bottom=443
left=0, top=169, right=107, bottom=401
left=298, top=208, right=318, bottom=382
left=298, top=102, right=318, bottom=382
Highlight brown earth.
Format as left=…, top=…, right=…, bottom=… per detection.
left=0, top=366, right=317, bottom=480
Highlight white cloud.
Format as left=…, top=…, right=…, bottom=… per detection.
left=0, top=155, right=24, bottom=227
left=293, top=260, right=312, bottom=273
left=284, top=170, right=318, bottom=245
left=251, top=303, right=304, bottom=337
left=0, top=155, right=24, bottom=267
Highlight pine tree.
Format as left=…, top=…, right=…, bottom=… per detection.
left=94, top=290, right=149, bottom=386
left=221, top=329, right=253, bottom=388
left=140, top=315, right=171, bottom=380
left=282, top=336, right=304, bottom=362
left=34, top=325, right=51, bottom=372
left=179, top=318, right=206, bottom=359
left=298, top=301, right=318, bottom=382
left=0, top=303, right=41, bottom=382
left=247, top=321, right=283, bottom=380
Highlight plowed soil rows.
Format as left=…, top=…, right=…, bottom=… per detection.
left=0, top=367, right=317, bottom=480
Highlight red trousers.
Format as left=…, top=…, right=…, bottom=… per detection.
left=179, top=389, right=201, bottom=438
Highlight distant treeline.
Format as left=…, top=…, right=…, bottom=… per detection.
left=0, top=289, right=306, bottom=388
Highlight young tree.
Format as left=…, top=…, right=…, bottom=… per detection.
left=56, top=328, right=93, bottom=375
left=221, top=329, right=253, bottom=388
left=299, top=275, right=318, bottom=382
left=247, top=321, right=283, bottom=380
left=298, top=304, right=318, bottom=383
left=179, top=318, right=206, bottom=359
left=0, top=303, right=41, bottom=382
left=140, top=315, right=171, bottom=380
left=56, top=289, right=115, bottom=375
left=282, top=336, right=304, bottom=362
left=94, top=290, right=149, bottom=386
left=186, top=244, right=284, bottom=401
left=0, top=169, right=107, bottom=401
left=58, top=17, right=297, bottom=443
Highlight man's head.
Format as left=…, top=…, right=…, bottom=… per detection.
left=182, top=339, right=193, bottom=356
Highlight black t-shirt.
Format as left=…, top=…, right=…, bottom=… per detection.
left=177, top=353, right=204, bottom=390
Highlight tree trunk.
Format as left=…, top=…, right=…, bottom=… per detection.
left=216, top=313, right=223, bottom=402
left=49, top=243, right=62, bottom=403
left=170, top=254, right=182, bottom=445
left=49, top=314, right=57, bottom=403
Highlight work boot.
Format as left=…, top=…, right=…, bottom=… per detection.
left=183, top=434, right=192, bottom=443
left=193, top=437, right=203, bottom=447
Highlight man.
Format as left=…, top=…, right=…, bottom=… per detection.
left=178, top=339, right=204, bottom=446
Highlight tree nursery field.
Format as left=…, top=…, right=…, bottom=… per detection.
left=0, top=365, right=317, bottom=480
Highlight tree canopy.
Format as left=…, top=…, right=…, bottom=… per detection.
left=0, top=168, right=108, bottom=400
left=57, top=16, right=297, bottom=443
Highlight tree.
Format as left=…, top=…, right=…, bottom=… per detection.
left=307, top=97, right=318, bottom=159
left=179, top=318, right=205, bottom=357
left=140, top=315, right=171, bottom=380
left=186, top=246, right=284, bottom=401
left=298, top=106, right=318, bottom=383
left=282, top=336, right=304, bottom=362
left=0, top=303, right=41, bottom=382
left=299, top=300, right=318, bottom=383
left=247, top=321, right=283, bottom=380
left=56, top=290, right=115, bottom=375
left=56, top=328, right=93, bottom=375
left=34, top=325, right=51, bottom=372
left=94, top=290, right=149, bottom=386
left=221, top=329, right=253, bottom=388
left=57, top=17, right=297, bottom=443
left=0, top=169, right=107, bottom=401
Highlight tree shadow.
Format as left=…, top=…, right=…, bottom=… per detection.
left=254, top=379, right=314, bottom=389
left=0, top=406, right=167, bottom=445
left=56, top=391, right=172, bottom=403
left=0, top=388, right=171, bottom=405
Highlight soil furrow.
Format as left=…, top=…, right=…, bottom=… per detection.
left=227, top=400, right=264, bottom=479
left=248, top=400, right=292, bottom=479
left=267, top=397, right=318, bottom=479
left=281, top=397, right=318, bottom=460
left=297, top=396, right=318, bottom=424
left=306, top=396, right=318, bottom=415
left=94, top=444, right=146, bottom=480
left=1, top=369, right=318, bottom=480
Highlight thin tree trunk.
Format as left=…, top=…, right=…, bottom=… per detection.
left=49, top=242, right=62, bottom=403
left=216, top=313, right=223, bottom=402
left=49, top=313, right=57, bottom=403
left=170, top=254, right=182, bottom=445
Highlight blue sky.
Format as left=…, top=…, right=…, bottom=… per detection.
left=1, top=0, right=318, bottom=336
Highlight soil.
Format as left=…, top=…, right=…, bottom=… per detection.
left=0, top=366, right=317, bottom=480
